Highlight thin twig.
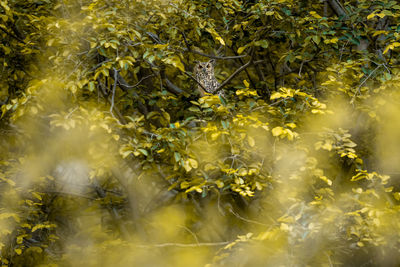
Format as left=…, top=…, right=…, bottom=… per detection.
left=136, top=241, right=230, bottom=248
left=178, top=225, right=199, bottom=244
left=118, top=74, right=155, bottom=88
left=98, top=79, right=127, bottom=124
left=352, top=64, right=382, bottom=101
left=110, top=68, right=118, bottom=115
left=108, top=68, right=149, bottom=115
left=229, top=208, right=269, bottom=226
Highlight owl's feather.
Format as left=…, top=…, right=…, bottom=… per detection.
left=194, top=59, right=225, bottom=97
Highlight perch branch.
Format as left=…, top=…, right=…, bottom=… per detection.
left=183, top=71, right=208, bottom=93
left=215, top=55, right=254, bottom=93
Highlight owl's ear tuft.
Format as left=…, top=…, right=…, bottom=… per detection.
left=207, top=59, right=216, bottom=65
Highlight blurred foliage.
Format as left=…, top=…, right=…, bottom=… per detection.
left=1, top=0, right=400, bottom=266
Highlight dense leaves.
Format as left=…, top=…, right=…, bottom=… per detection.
left=1, top=0, right=400, bottom=266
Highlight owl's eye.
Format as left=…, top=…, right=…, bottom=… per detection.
left=206, top=64, right=211, bottom=68
left=198, top=65, right=203, bottom=69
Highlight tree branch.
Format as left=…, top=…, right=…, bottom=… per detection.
left=0, top=26, right=26, bottom=44
left=109, top=68, right=118, bottom=116
left=109, top=68, right=149, bottom=115
left=136, top=241, right=230, bottom=248
left=92, top=177, right=131, bottom=239
left=327, top=0, right=348, bottom=19
left=97, top=78, right=128, bottom=124
left=183, top=71, right=208, bottom=93
left=158, top=68, right=185, bottom=95
left=215, top=56, right=254, bottom=93
left=185, top=49, right=247, bottom=60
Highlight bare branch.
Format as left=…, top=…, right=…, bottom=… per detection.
left=158, top=68, right=185, bottom=95
left=109, top=68, right=118, bottom=115
left=109, top=68, right=149, bottom=115
left=117, top=74, right=155, bottom=89
left=97, top=78, right=127, bottom=124
left=351, top=64, right=383, bottom=102
left=215, top=55, right=254, bottom=93
left=229, top=208, right=269, bottom=226
left=136, top=242, right=230, bottom=248
left=164, top=77, right=184, bottom=95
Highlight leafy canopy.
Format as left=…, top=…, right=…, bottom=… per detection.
left=1, top=0, right=400, bottom=266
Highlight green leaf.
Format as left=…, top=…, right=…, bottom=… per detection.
left=88, top=81, right=95, bottom=92
left=174, top=152, right=181, bottom=162
left=138, top=149, right=148, bottom=156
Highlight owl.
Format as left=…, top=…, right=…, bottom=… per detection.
left=194, top=59, right=224, bottom=97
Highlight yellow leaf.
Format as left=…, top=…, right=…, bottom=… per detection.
left=247, top=136, right=255, bottom=147
left=183, top=161, right=192, bottom=172
left=237, top=46, right=247, bottom=54
left=286, top=123, right=296, bottom=129
left=215, top=36, right=225, bottom=46
left=211, top=132, right=220, bottom=140
left=309, top=11, right=322, bottom=19
left=172, top=57, right=185, bottom=72
left=0, top=212, right=20, bottom=222
left=383, top=44, right=392, bottom=54
left=280, top=223, right=290, bottom=231
left=180, top=181, right=190, bottom=189
left=243, top=80, right=250, bottom=88
left=14, top=248, right=22, bottom=255
left=270, top=92, right=283, bottom=100
left=285, top=128, right=296, bottom=140
left=321, top=142, right=332, bottom=151
left=47, top=39, right=55, bottom=46
left=32, top=192, right=42, bottom=201
left=319, top=175, right=332, bottom=186
left=272, top=127, right=284, bottom=136
left=120, top=150, right=132, bottom=158
left=376, top=12, right=386, bottom=18
left=238, top=168, right=247, bottom=176
left=188, top=158, right=198, bottom=169
left=163, top=56, right=185, bottom=72
left=367, top=12, right=376, bottom=19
